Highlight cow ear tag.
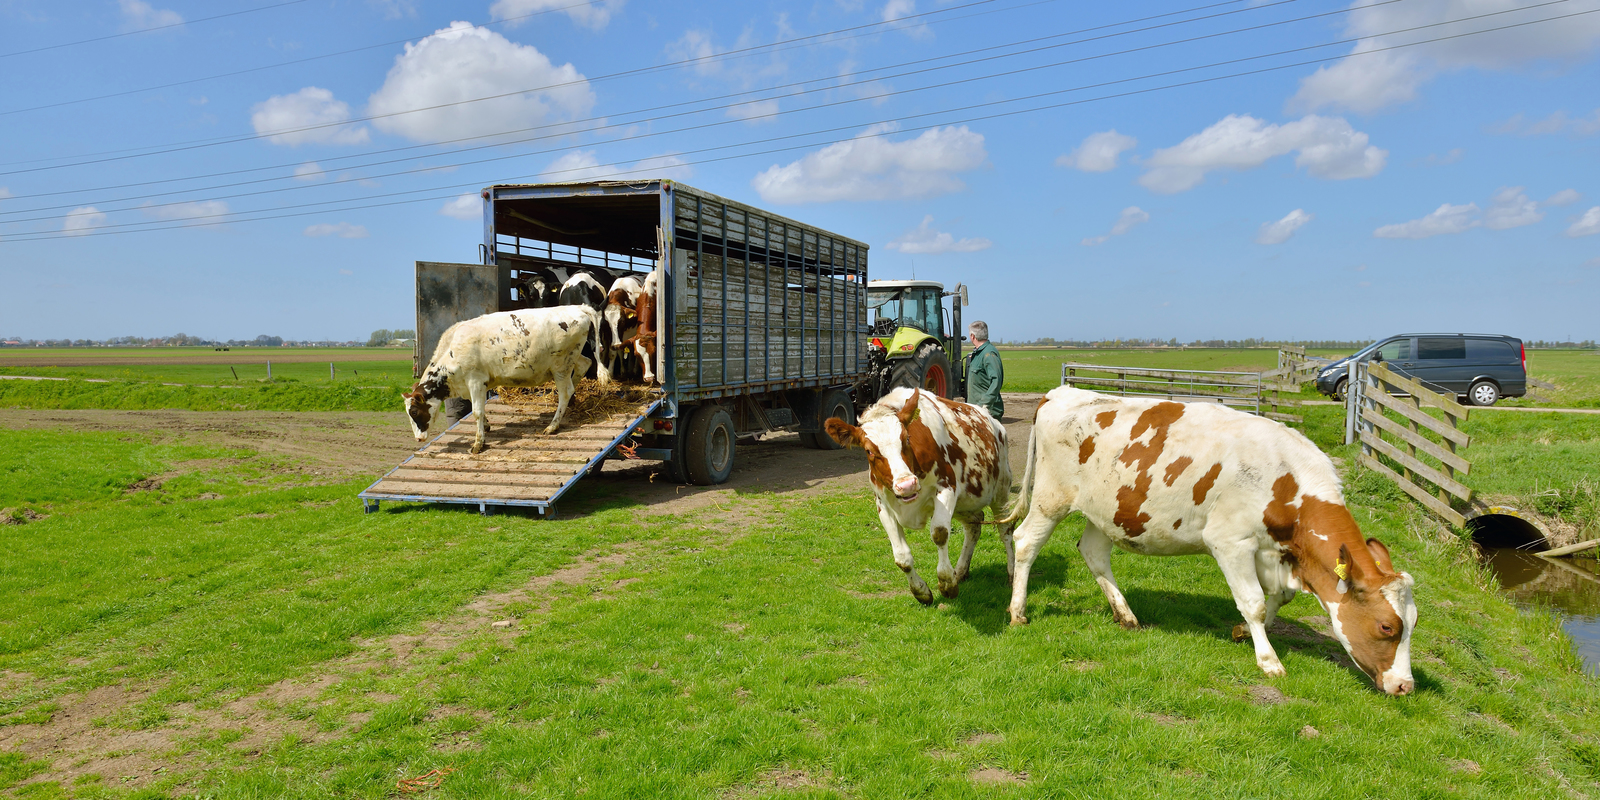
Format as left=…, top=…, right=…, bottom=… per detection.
left=1334, top=561, right=1349, bottom=595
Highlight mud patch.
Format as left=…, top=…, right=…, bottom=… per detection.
left=722, top=767, right=831, bottom=799
left=1247, top=685, right=1289, bottom=705
left=1, top=507, right=48, bottom=524
left=969, top=767, right=1027, bottom=786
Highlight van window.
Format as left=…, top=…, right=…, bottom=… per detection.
left=1418, top=337, right=1467, bottom=360
left=1466, top=339, right=1515, bottom=360
left=1376, top=339, right=1411, bottom=361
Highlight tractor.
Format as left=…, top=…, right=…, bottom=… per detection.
left=865, top=280, right=970, bottom=400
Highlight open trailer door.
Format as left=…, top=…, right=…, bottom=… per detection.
left=414, top=260, right=503, bottom=376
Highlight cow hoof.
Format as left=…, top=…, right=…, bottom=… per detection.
left=470, top=441, right=486, bottom=455
left=939, top=582, right=959, bottom=599
left=1115, top=615, right=1141, bottom=631
left=911, top=588, right=935, bottom=605
left=1231, top=624, right=1249, bottom=643
left=1009, top=614, right=1029, bottom=626
left=1259, top=661, right=1287, bottom=678
left=543, top=424, right=560, bottom=435
left=955, top=567, right=970, bottom=582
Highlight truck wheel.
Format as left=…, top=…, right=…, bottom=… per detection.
left=685, top=404, right=735, bottom=485
left=802, top=388, right=855, bottom=450
left=891, top=343, right=953, bottom=398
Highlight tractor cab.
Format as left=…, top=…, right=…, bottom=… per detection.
left=866, top=280, right=968, bottom=399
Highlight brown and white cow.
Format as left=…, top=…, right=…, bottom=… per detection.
left=404, top=305, right=608, bottom=454
left=628, top=270, right=660, bottom=384
left=602, top=275, right=644, bottom=381
left=825, top=388, right=1014, bottom=604
left=1003, top=386, right=1417, bottom=695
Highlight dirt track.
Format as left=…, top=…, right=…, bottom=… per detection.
left=3, top=394, right=1043, bottom=515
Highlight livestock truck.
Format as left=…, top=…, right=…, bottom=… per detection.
left=361, top=180, right=876, bottom=515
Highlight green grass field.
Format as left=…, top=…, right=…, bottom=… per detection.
left=0, top=360, right=413, bottom=388
left=3, top=429, right=1599, bottom=799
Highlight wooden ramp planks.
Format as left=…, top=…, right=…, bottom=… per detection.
left=360, top=398, right=660, bottom=511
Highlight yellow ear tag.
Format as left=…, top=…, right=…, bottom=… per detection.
left=1334, top=562, right=1349, bottom=594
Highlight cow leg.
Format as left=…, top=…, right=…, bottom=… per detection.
left=547, top=366, right=577, bottom=435
left=954, top=516, right=981, bottom=583
left=1007, top=509, right=1063, bottom=626
left=1234, top=550, right=1297, bottom=642
left=1078, top=522, right=1139, bottom=630
left=931, top=489, right=960, bottom=598
left=1212, top=542, right=1285, bottom=677
left=468, top=380, right=490, bottom=454
left=878, top=502, right=933, bottom=605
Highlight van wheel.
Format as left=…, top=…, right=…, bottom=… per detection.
left=1468, top=380, right=1500, bottom=407
left=685, top=404, right=735, bottom=485
left=803, top=388, right=855, bottom=450
left=1332, top=378, right=1348, bottom=403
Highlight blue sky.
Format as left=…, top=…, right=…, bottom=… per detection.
left=1, top=0, right=1597, bottom=342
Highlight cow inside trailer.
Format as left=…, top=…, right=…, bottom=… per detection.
left=364, top=180, right=870, bottom=514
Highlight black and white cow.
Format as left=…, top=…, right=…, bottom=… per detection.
left=558, top=272, right=608, bottom=312
left=516, top=266, right=561, bottom=308
left=404, top=306, right=609, bottom=454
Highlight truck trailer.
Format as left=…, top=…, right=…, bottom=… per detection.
left=361, top=180, right=869, bottom=515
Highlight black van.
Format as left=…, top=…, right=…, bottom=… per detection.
left=1314, top=333, right=1526, bottom=406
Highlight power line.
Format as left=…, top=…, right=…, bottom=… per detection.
left=0, top=1, right=639, bottom=120
left=7, top=6, right=1589, bottom=242
left=0, top=0, right=311, bottom=59
left=0, top=0, right=1020, bottom=168
left=0, top=0, right=1315, bottom=208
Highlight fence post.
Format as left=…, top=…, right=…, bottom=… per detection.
left=1359, top=365, right=1376, bottom=462
left=1344, top=360, right=1358, bottom=445
left=267, top=360, right=271, bottom=380
left=330, top=362, right=335, bottom=380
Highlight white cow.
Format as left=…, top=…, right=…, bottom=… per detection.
left=1004, top=387, right=1417, bottom=695
left=404, top=306, right=608, bottom=454
left=825, top=388, right=1014, bottom=604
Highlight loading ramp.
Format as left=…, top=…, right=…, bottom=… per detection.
left=359, top=396, right=664, bottom=516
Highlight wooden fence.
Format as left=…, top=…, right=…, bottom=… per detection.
left=1060, top=363, right=1302, bottom=422
left=1346, top=361, right=1473, bottom=526
left=1262, top=345, right=1330, bottom=386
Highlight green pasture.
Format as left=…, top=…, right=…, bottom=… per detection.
left=0, top=360, right=413, bottom=389
left=0, top=380, right=402, bottom=413
left=0, top=347, right=383, bottom=360
left=3, top=428, right=1600, bottom=799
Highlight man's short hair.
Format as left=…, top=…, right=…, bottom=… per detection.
left=968, top=320, right=989, bottom=341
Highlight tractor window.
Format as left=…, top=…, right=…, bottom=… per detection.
left=868, top=288, right=941, bottom=335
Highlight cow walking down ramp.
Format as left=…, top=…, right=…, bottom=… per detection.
left=826, top=388, right=1014, bottom=604
left=1005, top=386, right=1417, bottom=695
left=403, top=306, right=610, bottom=454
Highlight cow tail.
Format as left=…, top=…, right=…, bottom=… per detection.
left=588, top=307, right=612, bottom=385
left=996, top=421, right=1038, bottom=525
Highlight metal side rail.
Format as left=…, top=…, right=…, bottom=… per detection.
left=359, top=397, right=665, bottom=516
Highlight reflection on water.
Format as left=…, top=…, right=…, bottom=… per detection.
left=1481, top=548, right=1600, bottom=674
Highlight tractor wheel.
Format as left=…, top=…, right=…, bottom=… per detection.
left=890, top=343, right=953, bottom=399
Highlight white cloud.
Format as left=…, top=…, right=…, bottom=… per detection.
left=119, top=0, right=181, bottom=31
left=1493, top=110, right=1600, bottom=136
left=538, top=150, right=694, bottom=182
left=303, top=222, right=370, bottom=239
left=1374, top=203, right=1480, bottom=239
left=0, top=187, right=11, bottom=199
left=491, top=0, right=623, bottom=30
left=1291, top=1, right=1600, bottom=114
left=367, top=22, right=595, bottom=145
left=63, top=207, right=107, bottom=236
left=293, top=162, right=326, bottom=182
left=885, top=216, right=992, bottom=254
left=1569, top=207, right=1600, bottom=237
left=1139, top=114, right=1385, bottom=194
left=883, top=0, right=931, bottom=38
left=1056, top=130, right=1136, bottom=173
left=439, top=194, right=480, bottom=220
left=1545, top=189, right=1583, bottom=206
left=751, top=124, right=986, bottom=204
left=668, top=29, right=721, bottom=77
left=1256, top=209, right=1314, bottom=245
left=1587, top=256, right=1600, bottom=268
left=1483, top=187, right=1542, bottom=230
left=250, top=87, right=369, bottom=146
left=141, top=200, right=230, bottom=225
left=1082, top=207, right=1149, bottom=246
left=726, top=98, right=780, bottom=124
left=1425, top=148, right=1464, bottom=165
left=369, top=0, right=418, bottom=20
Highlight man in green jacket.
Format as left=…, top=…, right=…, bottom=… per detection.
left=965, top=320, right=1004, bottom=420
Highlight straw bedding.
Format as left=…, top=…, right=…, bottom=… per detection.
left=497, top=379, right=656, bottom=428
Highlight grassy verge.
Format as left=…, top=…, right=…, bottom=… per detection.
left=0, top=379, right=402, bottom=413
left=0, top=360, right=413, bottom=386
left=3, top=428, right=1599, bottom=798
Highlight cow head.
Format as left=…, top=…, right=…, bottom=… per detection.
left=1296, top=499, right=1417, bottom=696
left=402, top=381, right=446, bottom=442
left=825, top=388, right=938, bottom=503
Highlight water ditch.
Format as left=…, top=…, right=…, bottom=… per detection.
left=1471, top=513, right=1600, bottom=673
